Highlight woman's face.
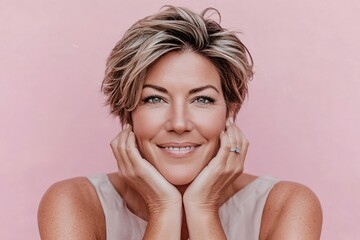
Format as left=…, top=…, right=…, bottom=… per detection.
left=132, top=51, right=227, bottom=186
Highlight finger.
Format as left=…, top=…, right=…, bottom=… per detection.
left=118, top=124, right=134, bottom=169
left=125, top=131, right=147, bottom=168
left=228, top=119, right=243, bottom=149
left=207, top=130, right=231, bottom=168
left=214, top=127, right=243, bottom=188
left=223, top=121, right=249, bottom=178
left=239, top=132, right=249, bottom=164
left=110, top=135, right=124, bottom=173
left=110, top=130, right=128, bottom=170
left=224, top=119, right=241, bottom=168
left=225, top=118, right=238, bottom=148
left=230, top=126, right=249, bottom=174
left=233, top=126, right=249, bottom=161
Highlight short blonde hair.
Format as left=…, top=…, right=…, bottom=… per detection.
left=101, top=6, right=253, bottom=125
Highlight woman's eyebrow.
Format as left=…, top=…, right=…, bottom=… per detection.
left=143, top=84, right=219, bottom=94
left=143, top=84, right=168, bottom=93
left=189, top=85, right=219, bottom=94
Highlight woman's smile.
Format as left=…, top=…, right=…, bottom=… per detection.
left=157, top=142, right=200, bottom=158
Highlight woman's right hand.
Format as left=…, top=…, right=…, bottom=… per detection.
left=110, top=124, right=182, bottom=216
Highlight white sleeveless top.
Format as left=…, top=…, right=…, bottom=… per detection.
left=87, top=174, right=278, bottom=240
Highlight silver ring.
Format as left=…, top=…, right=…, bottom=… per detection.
left=229, top=147, right=241, bottom=154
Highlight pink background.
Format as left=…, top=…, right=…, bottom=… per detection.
left=1, top=0, right=359, bottom=239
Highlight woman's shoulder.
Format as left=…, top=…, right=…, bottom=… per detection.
left=260, top=180, right=323, bottom=239
left=38, top=176, right=106, bottom=239
left=39, top=176, right=102, bottom=204
left=265, top=180, right=322, bottom=218
left=38, top=176, right=101, bottom=208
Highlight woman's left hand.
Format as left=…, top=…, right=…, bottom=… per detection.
left=183, top=117, right=249, bottom=239
left=183, top=117, right=249, bottom=212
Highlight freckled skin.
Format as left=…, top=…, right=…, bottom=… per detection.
left=132, top=51, right=227, bottom=186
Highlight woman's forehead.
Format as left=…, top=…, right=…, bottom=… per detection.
left=144, top=51, right=221, bottom=89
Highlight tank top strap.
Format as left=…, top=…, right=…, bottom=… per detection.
left=87, top=174, right=147, bottom=240
left=219, top=175, right=278, bottom=239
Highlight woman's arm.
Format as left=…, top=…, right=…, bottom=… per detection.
left=260, top=182, right=323, bottom=240
left=143, top=205, right=183, bottom=239
left=37, top=178, right=105, bottom=240
left=183, top=204, right=227, bottom=239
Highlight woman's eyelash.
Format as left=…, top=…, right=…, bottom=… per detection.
left=194, top=95, right=215, bottom=104
left=142, top=95, right=215, bottom=104
left=142, top=94, right=164, bottom=103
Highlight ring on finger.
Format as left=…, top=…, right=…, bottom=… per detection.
left=229, top=147, right=241, bottom=154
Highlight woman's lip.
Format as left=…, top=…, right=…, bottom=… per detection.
left=157, top=142, right=200, bottom=148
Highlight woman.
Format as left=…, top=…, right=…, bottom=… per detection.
left=38, top=6, right=322, bottom=240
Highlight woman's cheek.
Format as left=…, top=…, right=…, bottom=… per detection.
left=132, top=107, right=165, bottom=136
left=193, top=108, right=227, bottom=137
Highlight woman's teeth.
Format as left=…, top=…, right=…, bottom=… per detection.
left=165, top=146, right=193, bottom=151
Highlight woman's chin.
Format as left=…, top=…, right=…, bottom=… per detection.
left=163, top=172, right=197, bottom=186
left=155, top=163, right=206, bottom=187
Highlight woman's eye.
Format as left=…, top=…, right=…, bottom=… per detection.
left=143, top=96, right=164, bottom=104
left=194, top=96, right=215, bottom=105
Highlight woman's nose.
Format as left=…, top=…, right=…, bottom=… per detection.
left=165, top=104, right=193, bottom=134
